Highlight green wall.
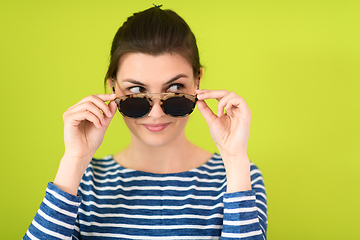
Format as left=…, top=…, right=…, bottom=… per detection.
left=1, top=0, right=359, bottom=239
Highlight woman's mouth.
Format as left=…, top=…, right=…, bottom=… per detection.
left=143, top=123, right=170, bottom=132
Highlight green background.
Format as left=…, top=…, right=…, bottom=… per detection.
left=1, top=0, right=359, bottom=239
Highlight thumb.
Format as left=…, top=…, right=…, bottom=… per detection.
left=196, top=100, right=217, bottom=126
left=104, top=100, right=118, bottom=126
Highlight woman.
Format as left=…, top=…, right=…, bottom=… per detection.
left=24, top=6, right=267, bottom=240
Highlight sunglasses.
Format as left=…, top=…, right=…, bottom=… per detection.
left=114, top=93, right=197, bottom=118
left=111, top=80, right=197, bottom=119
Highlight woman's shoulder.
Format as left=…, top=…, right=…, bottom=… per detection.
left=79, top=156, right=134, bottom=196
left=90, top=155, right=116, bottom=167
left=85, top=155, right=133, bottom=174
left=82, top=155, right=129, bottom=179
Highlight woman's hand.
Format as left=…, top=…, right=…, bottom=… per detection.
left=196, top=89, right=252, bottom=192
left=62, top=94, right=118, bottom=162
left=196, top=89, right=251, bottom=157
left=54, top=94, right=117, bottom=195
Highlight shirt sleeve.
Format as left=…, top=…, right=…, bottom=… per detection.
left=23, top=182, right=82, bottom=240
left=221, top=163, right=267, bottom=240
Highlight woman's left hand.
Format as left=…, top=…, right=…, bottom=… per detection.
left=196, top=89, right=252, bottom=158
left=196, top=89, right=252, bottom=192
left=196, top=90, right=251, bottom=157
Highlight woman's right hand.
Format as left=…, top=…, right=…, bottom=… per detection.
left=63, top=94, right=118, bottom=162
left=54, top=94, right=117, bottom=195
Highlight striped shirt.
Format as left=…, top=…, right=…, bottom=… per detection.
left=24, top=153, right=267, bottom=239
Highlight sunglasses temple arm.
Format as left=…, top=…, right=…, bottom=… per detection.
left=110, top=79, right=116, bottom=93
left=110, top=79, right=121, bottom=106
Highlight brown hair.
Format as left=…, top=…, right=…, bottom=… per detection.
left=105, top=7, right=201, bottom=84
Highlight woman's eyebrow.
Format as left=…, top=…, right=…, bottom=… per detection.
left=163, top=74, right=189, bottom=85
left=122, top=79, right=147, bottom=86
left=122, top=74, right=189, bottom=86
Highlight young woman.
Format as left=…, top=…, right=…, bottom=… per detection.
left=24, top=6, right=267, bottom=240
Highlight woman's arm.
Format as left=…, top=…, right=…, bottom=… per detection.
left=221, top=163, right=267, bottom=239
left=54, top=94, right=117, bottom=195
left=23, top=94, right=117, bottom=239
left=23, top=183, right=82, bottom=239
left=197, top=89, right=267, bottom=238
left=196, top=89, right=253, bottom=193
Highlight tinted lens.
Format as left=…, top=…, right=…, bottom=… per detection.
left=162, top=96, right=195, bottom=117
left=120, top=97, right=151, bottom=118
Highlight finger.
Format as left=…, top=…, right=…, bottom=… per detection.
left=196, top=89, right=229, bottom=101
left=68, top=102, right=108, bottom=125
left=92, top=93, right=117, bottom=102
left=103, top=100, right=118, bottom=125
left=196, top=100, right=218, bottom=126
left=223, top=96, right=251, bottom=120
left=223, top=97, right=242, bottom=118
left=216, top=91, right=240, bottom=117
left=76, top=94, right=117, bottom=105
left=195, top=89, right=208, bottom=94
left=75, top=94, right=116, bottom=117
left=65, top=111, right=103, bottom=129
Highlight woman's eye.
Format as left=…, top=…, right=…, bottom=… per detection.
left=128, top=86, right=146, bottom=94
left=167, top=83, right=184, bottom=92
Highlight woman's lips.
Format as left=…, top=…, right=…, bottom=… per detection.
left=143, top=123, right=170, bottom=132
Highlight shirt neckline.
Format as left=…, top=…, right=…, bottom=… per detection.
left=107, top=152, right=221, bottom=176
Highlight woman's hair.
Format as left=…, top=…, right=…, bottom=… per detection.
left=105, top=7, right=201, bottom=85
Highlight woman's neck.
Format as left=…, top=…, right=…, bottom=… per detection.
left=113, top=133, right=212, bottom=174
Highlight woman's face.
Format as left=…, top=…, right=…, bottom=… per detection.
left=114, top=52, right=198, bottom=147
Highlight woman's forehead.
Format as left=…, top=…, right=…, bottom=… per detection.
left=117, top=52, right=193, bottom=81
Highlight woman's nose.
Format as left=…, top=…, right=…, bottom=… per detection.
left=147, top=98, right=165, bottom=118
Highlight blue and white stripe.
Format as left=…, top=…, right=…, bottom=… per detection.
left=24, top=153, right=267, bottom=239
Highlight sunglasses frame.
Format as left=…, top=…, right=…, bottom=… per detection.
left=111, top=79, right=197, bottom=119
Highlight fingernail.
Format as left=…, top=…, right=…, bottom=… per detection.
left=108, top=111, right=112, bottom=117
left=102, top=119, right=106, bottom=125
